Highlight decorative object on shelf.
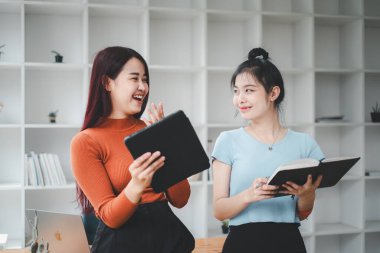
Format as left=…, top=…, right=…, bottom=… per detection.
left=0, top=44, right=5, bottom=61
left=370, top=102, right=380, bottom=123
left=48, top=110, right=59, bottom=123
left=221, top=220, right=229, bottom=234
left=0, top=101, right=4, bottom=112
left=315, top=115, right=344, bottom=123
left=51, top=50, right=63, bottom=63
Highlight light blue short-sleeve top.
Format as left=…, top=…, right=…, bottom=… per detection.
left=211, top=128, right=324, bottom=226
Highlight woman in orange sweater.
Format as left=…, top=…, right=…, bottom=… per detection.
left=70, top=46, right=194, bottom=253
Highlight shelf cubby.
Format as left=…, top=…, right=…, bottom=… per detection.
left=149, top=0, right=203, bottom=10
left=207, top=12, right=260, bottom=68
left=25, top=127, right=79, bottom=183
left=365, top=180, right=380, bottom=231
left=262, top=14, right=313, bottom=70
left=365, top=232, right=380, bottom=253
left=364, top=19, right=380, bottom=70
left=365, top=126, right=380, bottom=175
left=314, top=180, right=364, bottom=234
left=0, top=3, right=22, bottom=64
left=364, top=0, right=380, bottom=18
left=315, top=233, right=363, bottom=253
left=0, top=128, right=22, bottom=185
left=25, top=3, right=84, bottom=64
left=282, top=72, right=314, bottom=125
left=314, top=0, right=362, bottom=16
left=262, top=0, right=312, bottom=14
left=364, top=73, right=380, bottom=123
left=88, top=6, right=146, bottom=63
left=0, top=190, right=23, bottom=248
left=315, top=126, right=363, bottom=176
left=315, top=72, right=363, bottom=123
left=314, top=17, right=362, bottom=70
left=0, top=68, right=21, bottom=124
left=25, top=69, right=83, bottom=125
left=149, top=9, right=203, bottom=67
left=206, top=0, right=259, bottom=11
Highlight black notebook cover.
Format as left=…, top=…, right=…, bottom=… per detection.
left=124, top=110, right=210, bottom=193
left=267, top=157, right=360, bottom=197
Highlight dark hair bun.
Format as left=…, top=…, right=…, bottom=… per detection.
left=248, top=47, right=269, bottom=61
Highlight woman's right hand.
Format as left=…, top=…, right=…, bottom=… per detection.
left=242, top=178, right=279, bottom=204
left=124, top=151, right=165, bottom=203
left=129, top=151, right=165, bottom=190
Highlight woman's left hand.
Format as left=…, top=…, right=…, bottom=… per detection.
left=280, top=174, right=323, bottom=200
left=143, top=102, right=164, bottom=126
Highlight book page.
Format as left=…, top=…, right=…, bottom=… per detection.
left=277, top=158, right=319, bottom=171
left=322, top=156, right=359, bottom=163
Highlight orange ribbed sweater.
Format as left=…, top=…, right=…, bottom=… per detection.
left=70, top=117, right=191, bottom=229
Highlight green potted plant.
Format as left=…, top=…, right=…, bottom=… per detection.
left=0, top=44, right=5, bottom=61
left=371, top=102, right=380, bottom=123
left=51, top=50, right=63, bottom=63
left=221, top=220, right=229, bottom=234
left=48, top=110, right=59, bottom=123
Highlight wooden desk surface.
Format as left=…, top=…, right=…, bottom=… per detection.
left=192, top=237, right=226, bottom=253
left=1, top=237, right=226, bottom=253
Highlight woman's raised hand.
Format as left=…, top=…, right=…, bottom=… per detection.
left=143, top=102, right=164, bottom=126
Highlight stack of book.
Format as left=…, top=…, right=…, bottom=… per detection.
left=24, top=152, right=67, bottom=187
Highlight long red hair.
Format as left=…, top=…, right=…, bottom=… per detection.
left=76, top=46, right=150, bottom=214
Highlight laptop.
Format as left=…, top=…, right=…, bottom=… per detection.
left=25, top=209, right=90, bottom=253
left=124, top=110, right=210, bottom=193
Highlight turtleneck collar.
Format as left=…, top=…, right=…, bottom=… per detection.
left=97, top=116, right=138, bottom=131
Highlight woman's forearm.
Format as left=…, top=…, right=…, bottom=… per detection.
left=214, top=190, right=250, bottom=221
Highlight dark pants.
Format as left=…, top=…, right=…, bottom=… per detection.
left=222, top=222, right=306, bottom=253
left=91, top=201, right=195, bottom=253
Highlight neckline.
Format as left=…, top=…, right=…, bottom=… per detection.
left=97, top=117, right=138, bottom=131
left=241, top=127, right=290, bottom=149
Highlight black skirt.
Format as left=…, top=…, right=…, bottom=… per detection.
left=90, top=201, right=195, bottom=253
left=222, top=222, right=306, bottom=253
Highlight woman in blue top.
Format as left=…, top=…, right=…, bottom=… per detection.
left=212, top=48, right=324, bottom=253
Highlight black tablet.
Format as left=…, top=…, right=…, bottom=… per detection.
left=124, top=110, right=210, bottom=193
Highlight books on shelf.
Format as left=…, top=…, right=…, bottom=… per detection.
left=267, top=156, right=360, bottom=197
left=24, top=152, right=67, bottom=187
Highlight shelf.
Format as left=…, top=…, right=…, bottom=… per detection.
left=315, top=72, right=364, bottom=123
left=88, top=0, right=143, bottom=6
left=25, top=62, right=83, bottom=70
left=0, top=184, right=22, bottom=190
left=24, top=183, right=76, bottom=190
left=315, top=223, right=361, bottom=235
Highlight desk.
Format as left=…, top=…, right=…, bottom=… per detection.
left=192, top=237, right=226, bottom=253
left=1, top=237, right=226, bottom=253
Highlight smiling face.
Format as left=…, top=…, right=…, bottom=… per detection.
left=232, top=72, right=274, bottom=121
left=106, top=57, right=149, bottom=118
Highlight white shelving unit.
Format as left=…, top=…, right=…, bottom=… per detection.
left=0, top=0, right=379, bottom=252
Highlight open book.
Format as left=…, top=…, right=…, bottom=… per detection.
left=267, top=156, right=360, bottom=197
